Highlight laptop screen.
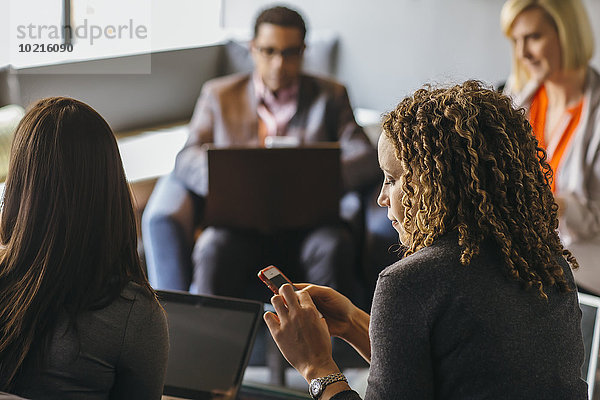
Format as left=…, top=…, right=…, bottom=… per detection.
left=578, top=292, right=600, bottom=399
left=204, top=145, right=341, bottom=231
left=158, top=291, right=263, bottom=399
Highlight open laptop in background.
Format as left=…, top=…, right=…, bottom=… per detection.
left=204, top=145, right=341, bottom=232
left=578, top=292, right=600, bottom=399
left=158, top=290, right=263, bottom=400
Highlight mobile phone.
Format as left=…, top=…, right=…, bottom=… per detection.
left=257, top=265, right=298, bottom=295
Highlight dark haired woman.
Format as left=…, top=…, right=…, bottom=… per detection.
left=264, top=81, right=587, bottom=399
left=0, top=97, right=168, bottom=398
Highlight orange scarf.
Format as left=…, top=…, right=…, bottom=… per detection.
left=529, top=86, right=583, bottom=192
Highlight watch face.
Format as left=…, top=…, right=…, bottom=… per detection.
left=310, top=380, right=323, bottom=397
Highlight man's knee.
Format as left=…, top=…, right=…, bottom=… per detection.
left=142, top=205, right=177, bottom=233
left=142, top=176, right=198, bottom=240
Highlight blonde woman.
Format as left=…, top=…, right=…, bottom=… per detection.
left=500, top=0, right=600, bottom=293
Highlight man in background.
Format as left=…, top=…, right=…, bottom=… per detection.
left=142, top=6, right=379, bottom=300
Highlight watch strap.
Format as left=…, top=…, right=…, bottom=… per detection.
left=310, top=372, right=348, bottom=399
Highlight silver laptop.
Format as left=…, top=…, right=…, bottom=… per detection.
left=158, top=290, right=263, bottom=400
left=578, top=292, right=600, bottom=399
left=204, top=145, right=341, bottom=232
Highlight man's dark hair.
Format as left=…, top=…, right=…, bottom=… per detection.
left=254, top=6, right=306, bottom=40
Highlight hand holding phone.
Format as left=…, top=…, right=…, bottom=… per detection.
left=258, top=265, right=298, bottom=294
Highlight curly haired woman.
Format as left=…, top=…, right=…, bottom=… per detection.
left=263, top=81, right=587, bottom=399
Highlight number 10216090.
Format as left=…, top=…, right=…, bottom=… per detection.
left=18, top=43, right=74, bottom=53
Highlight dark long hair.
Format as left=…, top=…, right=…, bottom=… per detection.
left=382, top=81, right=577, bottom=298
left=0, top=97, right=153, bottom=388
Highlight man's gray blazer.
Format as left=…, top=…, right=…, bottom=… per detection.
left=173, top=73, right=380, bottom=196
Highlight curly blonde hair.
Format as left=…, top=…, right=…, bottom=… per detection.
left=382, top=80, right=577, bottom=298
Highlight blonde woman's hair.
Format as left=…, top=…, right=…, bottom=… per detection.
left=500, top=0, right=594, bottom=91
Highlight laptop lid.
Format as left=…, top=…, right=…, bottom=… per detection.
left=158, top=290, right=263, bottom=400
left=204, top=145, right=341, bottom=231
left=578, top=292, right=600, bottom=399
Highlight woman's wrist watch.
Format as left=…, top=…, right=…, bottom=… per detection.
left=309, top=372, right=348, bottom=399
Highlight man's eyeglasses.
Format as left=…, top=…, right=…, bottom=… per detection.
left=254, top=46, right=304, bottom=60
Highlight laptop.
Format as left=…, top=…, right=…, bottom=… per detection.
left=158, top=290, right=263, bottom=400
left=204, top=145, right=341, bottom=231
left=578, top=292, right=600, bottom=399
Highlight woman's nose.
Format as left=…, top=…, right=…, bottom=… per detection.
left=377, top=185, right=389, bottom=208
left=516, top=39, right=531, bottom=60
